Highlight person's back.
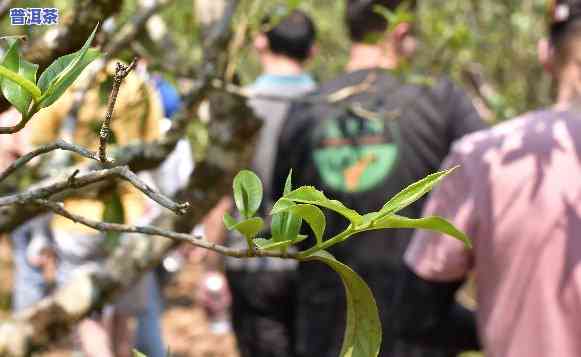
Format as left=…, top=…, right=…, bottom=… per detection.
left=417, top=110, right=581, bottom=356
left=248, top=72, right=315, bottom=209
left=273, top=1, right=485, bottom=356
left=198, top=9, right=317, bottom=357
left=278, top=69, right=480, bottom=267
left=398, top=1, right=581, bottom=356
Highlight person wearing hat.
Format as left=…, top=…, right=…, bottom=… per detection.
left=394, top=1, right=581, bottom=356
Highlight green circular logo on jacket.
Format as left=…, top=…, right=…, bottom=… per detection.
left=312, top=113, right=399, bottom=193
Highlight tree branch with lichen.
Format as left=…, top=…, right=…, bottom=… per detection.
left=98, top=58, right=138, bottom=163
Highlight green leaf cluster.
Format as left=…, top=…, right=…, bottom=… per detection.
left=224, top=167, right=471, bottom=356
left=0, top=25, right=101, bottom=123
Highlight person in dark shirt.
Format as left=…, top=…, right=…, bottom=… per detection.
left=272, top=1, right=486, bottom=356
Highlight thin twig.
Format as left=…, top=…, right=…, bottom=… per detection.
left=0, top=140, right=99, bottom=183
left=0, top=165, right=190, bottom=215
left=98, top=58, right=138, bottom=163
left=34, top=198, right=297, bottom=259
left=0, top=116, right=29, bottom=134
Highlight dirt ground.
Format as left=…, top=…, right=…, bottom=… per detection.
left=0, top=238, right=240, bottom=357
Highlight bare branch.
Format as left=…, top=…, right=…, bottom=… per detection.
left=0, top=116, right=29, bottom=135
left=98, top=58, right=138, bottom=163
left=0, top=166, right=189, bottom=215
left=0, top=140, right=98, bottom=184
left=119, top=167, right=190, bottom=215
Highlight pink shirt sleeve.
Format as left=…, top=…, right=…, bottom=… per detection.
left=405, top=148, right=476, bottom=282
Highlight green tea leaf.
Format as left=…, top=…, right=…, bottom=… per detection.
left=282, top=186, right=362, bottom=225
left=0, top=40, right=39, bottom=113
left=38, top=25, right=100, bottom=108
left=223, top=216, right=264, bottom=239
left=254, top=234, right=307, bottom=251
left=302, top=251, right=381, bottom=357
left=273, top=204, right=326, bottom=245
left=371, top=214, right=471, bottom=248
left=359, top=212, right=382, bottom=229
left=132, top=350, right=147, bottom=357
left=271, top=197, right=295, bottom=214
left=380, top=167, right=457, bottom=215
left=271, top=199, right=303, bottom=243
left=254, top=238, right=286, bottom=250
left=284, top=169, right=293, bottom=196
left=223, top=212, right=237, bottom=230
left=38, top=48, right=100, bottom=108
left=233, top=170, right=263, bottom=219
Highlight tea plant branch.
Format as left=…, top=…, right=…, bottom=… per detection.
left=297, top=226, right=356, bottom=259
left=0, top=116, right=28, bottom=134
left=0, top=165, right=190, bottom=215
left=33, top=198, right=299, bottom=259
left=0, top=139, right=99, bottom=183
left=98, top=58, right=138, bottom=163
left=0, top=16, right=228, bottom=233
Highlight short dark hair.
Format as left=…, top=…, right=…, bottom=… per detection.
left=549, top=0, right=581, bottom=61
left=264, top=10, right=316, bottom=62
left=346, top=0, right=416, bottom=43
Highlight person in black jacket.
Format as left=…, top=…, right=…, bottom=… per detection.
left=272, top=1, right=487, bottom=356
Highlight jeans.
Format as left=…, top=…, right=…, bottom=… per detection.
left=11, top=221, right=48, bottom=312
left=135, top=272, right=165, bottom=357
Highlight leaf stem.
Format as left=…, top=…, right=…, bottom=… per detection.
left=245, top=235, right=256, bottom=256
left=297, top=226, right=355, bottom=259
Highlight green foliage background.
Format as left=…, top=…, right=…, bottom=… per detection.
left=0, top=0, right=554, bottom=122
left=226, top=0, right=554, bottom=122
